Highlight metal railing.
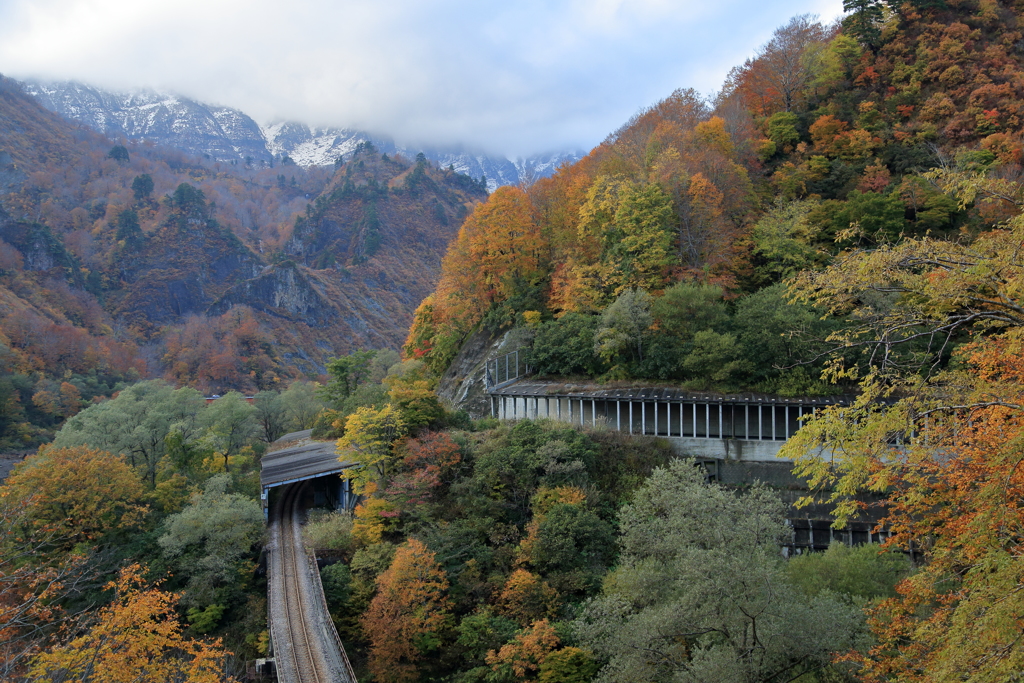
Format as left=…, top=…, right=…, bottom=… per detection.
left=307, top=552, right=357, bottom=682
left=485, top=348, right=531, bottom=391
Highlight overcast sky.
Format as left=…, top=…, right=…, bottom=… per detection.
left=0, top=0, right=844, bottom=158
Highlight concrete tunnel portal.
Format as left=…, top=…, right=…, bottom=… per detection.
left=260, top=430, right=357, bottom=520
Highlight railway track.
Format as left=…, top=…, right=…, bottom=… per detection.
left=269, top=482, right=356, bottom=683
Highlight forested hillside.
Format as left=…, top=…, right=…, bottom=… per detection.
left=0, top=76, right=486, bottom=448
left=410, top=1, right=1024, bottom=396
left=1, top=347, right=908, bottom=682
left=6, top=1, right=1024, bottom=682
left=398, top=1, right=1024, bottom=680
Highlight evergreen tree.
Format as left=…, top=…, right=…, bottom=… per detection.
left=107, top=144, right=130, bottom=164
left=842, top=0, right=885, bottom=49
left=131, top=174, right=153, bottom=202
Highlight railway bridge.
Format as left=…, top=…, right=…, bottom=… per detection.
left=484, top=350, right=889, bottom=551
left=257, top=358, right=881, bottom=678
left=260, top=431, right=358, bottom=682
left=485, top=349, right=852, bottom=462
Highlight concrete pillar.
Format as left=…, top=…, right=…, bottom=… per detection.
left=641, top=402, right=646, bottom=435
left=718, top=403, right=723, bottom=438
left=629, top=402, right=633, bottom=435
left=616, top=400, right=621, bottom=431
left=771, top=405, right=776, bottom=440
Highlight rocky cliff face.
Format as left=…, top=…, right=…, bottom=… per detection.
left=436, top=327, right=535, bottom=418
left=230, top=151, right=489, bottom=357
left=108, top=196, right=262, bottom=330
left=210, top=262, right=338, bottom=328
left=0, top=76, right=494, bottom=391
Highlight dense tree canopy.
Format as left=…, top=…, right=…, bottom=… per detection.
left=28, top=564, right=229, bottom=683
left=53, top=380, right=205, bottom=486
left=781, top=171, right=1024, bottom=680
left=2, top=445, right=147, bottom=550
left=575, top=459, right=865, bottom=682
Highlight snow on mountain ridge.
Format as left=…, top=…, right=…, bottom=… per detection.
left=21, top=79, right=582, bottom=187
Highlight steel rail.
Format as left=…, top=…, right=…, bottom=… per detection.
left=271, top=482, right=350, bottom=683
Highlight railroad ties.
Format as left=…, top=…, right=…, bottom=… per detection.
left=268, top=482, right=357, bottom=683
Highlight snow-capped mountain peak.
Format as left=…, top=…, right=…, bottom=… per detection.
left=21, top=79, right=583, bottom=188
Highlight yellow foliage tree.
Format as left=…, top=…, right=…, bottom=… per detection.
left=337, top=404, right=408, bottom=494
left=29, top=564, right=229, bottom=683
left=496, top=569, right=561, bottom=627
left=385, top=374, right=444, bottom=430
left=2, top=446, right=147, bottom=550
left=351, top=497, right=400, bottom=546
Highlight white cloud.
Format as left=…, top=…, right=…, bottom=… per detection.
left=0, top=0, right=844, bottom=157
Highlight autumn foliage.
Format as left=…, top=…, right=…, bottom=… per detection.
left=409, top=89, right=758, bottom=372
left=485, top=618, right=560, bottom=680
left=28, top=564, right=230, bottom=683
left=2, top=445, right=147, bottom=548
left=780, top=167, right=1024, bottom=678
left=361, top=538, right=451, bottom=682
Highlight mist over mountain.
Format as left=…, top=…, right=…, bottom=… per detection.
left=0, top=71, right=493, bottom=453
left=22, top=79, right=583, bottom=191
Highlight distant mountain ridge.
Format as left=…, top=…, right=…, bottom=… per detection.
left=0, top=72, right=491, bottom=401
left=21, top=79, right=582, bottom=190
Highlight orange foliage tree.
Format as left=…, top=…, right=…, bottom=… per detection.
left=485, top=618, right=560, bottom=681
left=1, top=445, right=147, bottom=551
left=782, top=175, right=1024, bottom=680
left=360, top=538, right=451, bottom=682
left=28, top=564, right=229, bottom=683
left=432, top=186, right=547, bottom=332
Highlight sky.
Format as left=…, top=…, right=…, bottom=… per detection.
left=0, top=0, right=844, bottom=158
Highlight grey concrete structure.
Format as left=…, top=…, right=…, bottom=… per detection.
left=488, top=381, right=851, bottom=462
left=260, top=430, right=356, bottom=519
